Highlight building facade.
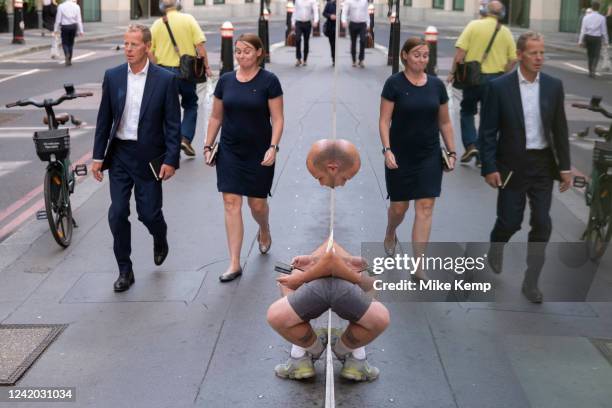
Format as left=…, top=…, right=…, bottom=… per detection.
left=2, top=0, right=608, bottom=35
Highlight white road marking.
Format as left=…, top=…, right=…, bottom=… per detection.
left=0, top=69, right=40, bottom=84
left=0, top=161, right=31, bottom=177
left=564, top=62, right=588, bottom=73
left=56, top=51, right=96, bottom=65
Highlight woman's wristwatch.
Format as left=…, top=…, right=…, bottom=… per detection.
left=203, top=145, right=213, bottom=152
left=270, top=144, right=279, bottom=152
left=447, top=151, right=457, bottom=158
left=382, top=147, right=391, bottom=154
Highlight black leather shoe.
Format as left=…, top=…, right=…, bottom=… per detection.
left=522, top=282, right=543, bottom=303
left=154, top=236, right=169, bottom=266
left=487, top=244, right=504, bottom=274
left=219, top=268, right=242, bottom=283
left=114, top=270, right=134, bottom=292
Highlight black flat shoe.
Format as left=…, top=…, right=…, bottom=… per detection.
left=114, top=270, right=134, bottom=292
left=522, top=282, right=543, bottom=304
left=154, top=236, right=169, bottom=266
left=257, top=230, right=271, bottom=254
left=219, top=268, right=242, bottom=283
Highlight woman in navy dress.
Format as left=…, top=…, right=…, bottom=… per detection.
left=204, top=34, right=284, bottom=282
left=379, top=37, right=456, bottom=279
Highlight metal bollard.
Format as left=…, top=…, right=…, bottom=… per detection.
left=285, top=1, right=294, bottom=46
left=425, top=26, right=438, bottom=75
left=367, top=3, right=375, bottom=47
left=12, top=0, right=25, bottom=45
left=264, top=9, right=271, bottom=63
left=387, top=11, right=395, bottom=66
left=390, top=5, right=400, bottom=74
left=258, top=1, right=269, bottom=67
left=220, top=21, right=234, bottom=75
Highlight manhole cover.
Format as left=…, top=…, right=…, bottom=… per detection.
left=590, top=338, right=612, bottom=365
left=0, top=112, right=22, bottom=125
left=0, top=324, right=67, bottom=385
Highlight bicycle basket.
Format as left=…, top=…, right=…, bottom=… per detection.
left=33, top=128, right=70, bottom=161
left=594, top=141, right=612, bottom=168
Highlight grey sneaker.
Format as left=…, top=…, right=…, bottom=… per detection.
left=339, top=355, right=380, bottom=381
left=274, top=355, right=316, bottom=379
left=274, top=328, right=328, bottom=380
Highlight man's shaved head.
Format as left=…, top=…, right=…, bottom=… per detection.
left=306, top=139, right=361, bottom=188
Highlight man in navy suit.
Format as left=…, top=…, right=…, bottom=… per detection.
left=479, top=32, right=572, bottom=303
left=91, top=24, right=181, bottom=292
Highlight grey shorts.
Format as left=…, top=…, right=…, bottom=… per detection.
left=287, top=277, right=372, bottom=323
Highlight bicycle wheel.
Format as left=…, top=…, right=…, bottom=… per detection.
left=585, top=217, right=610, bottom=261
left=44, top=166, right=73, bottom=248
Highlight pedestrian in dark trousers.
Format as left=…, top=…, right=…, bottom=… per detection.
left=53, top=0, right=84, bottom=66
left=579, top=1, right=609, bottom=78
left=292, top=0, right=319, bottom=67
left=341, top=0, right=369, bottom=67
left=91, top=25, right=181, bottom=293
left=323, top=0, right=337, bottom=66
left=449, top=1, right=516, bottom=165
left=479, top=32, right=572, bottom=304
left=149, top=0, right=212, bottom=157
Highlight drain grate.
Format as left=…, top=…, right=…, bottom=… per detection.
left=590, top=338, right=612, bottom=365
left=0, top=324, right=68, bottom=385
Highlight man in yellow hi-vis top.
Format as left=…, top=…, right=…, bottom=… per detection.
left=150, top=0, right=212, bottom=157
left=449, top=0, right=516, bottom=166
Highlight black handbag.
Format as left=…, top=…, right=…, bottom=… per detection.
left=163, top=16, right=207, bottom=83
left=454, top=22, right=501, bottom=89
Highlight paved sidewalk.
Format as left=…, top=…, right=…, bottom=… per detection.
left=1, top=34, right=611, bottom=408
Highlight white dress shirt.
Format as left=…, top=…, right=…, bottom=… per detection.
left=54, top=1, right=84, bottom=34
left=579, top=12, right=609, bottom=44
left=341, top=0, right=370, bottom=27
left=518, top=68, right=547, bottom=150
left=292, top=0, right=319, bottom=25
left=116, top=60, right=150, bottom=142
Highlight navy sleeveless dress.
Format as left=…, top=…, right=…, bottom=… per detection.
left=213, top=69, right=283, bottom=198
left=381, top=73, right=449, bottom=202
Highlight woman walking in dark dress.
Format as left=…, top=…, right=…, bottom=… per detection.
left=204, top=34, right=284, bottom=282
left=379, top=37, right=456, bottom=280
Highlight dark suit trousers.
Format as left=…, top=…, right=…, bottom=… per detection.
left=108, top=140, right=167, bottom=273
left=60, top=24, right=78, bottom=59
left=490, top=149, right=555, bottom=284
left=584, top=34, right=602, bottom=75
left=349, top=22, right=367, bottom=62
left=295, top=21, right=312, bottom=61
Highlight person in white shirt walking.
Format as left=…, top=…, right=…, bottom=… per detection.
left=292, top=0, right=319, bottom=66
left=53, top=0, right=84, bottom=66
left=341, top=0, right=369, bottom=67
left=579, top=1, right=609, bottom=78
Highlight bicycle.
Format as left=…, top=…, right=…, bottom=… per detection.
left=572, top=96, right=612, bottom=261
left=6, top=84, right=93, bottom=248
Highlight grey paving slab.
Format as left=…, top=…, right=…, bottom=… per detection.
left=504, top=335, right=612, bottom=408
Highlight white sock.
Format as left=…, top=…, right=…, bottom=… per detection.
left=352, top=346, right=366, bottom=360
left=334, top=337, right=354, bottom=357
left=290, top=344, right=306, bottom=358
left=304, top=337, right=324, bottom=357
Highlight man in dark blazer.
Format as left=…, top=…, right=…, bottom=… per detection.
left=479, top=32, right=572, bottom=303
left=91, top=24, right=181, bottom=292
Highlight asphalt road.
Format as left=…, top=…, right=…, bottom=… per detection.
left=0, top=21, right=610, bottom=242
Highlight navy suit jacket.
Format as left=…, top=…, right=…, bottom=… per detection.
left=479, top=70, right=571, bottom=188
left=93, top=62, right=181, bottom=170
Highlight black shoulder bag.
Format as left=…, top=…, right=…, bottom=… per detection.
left=454, top=22, right=501, bottom=89
left=162, top=16, right=207, bottom=83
